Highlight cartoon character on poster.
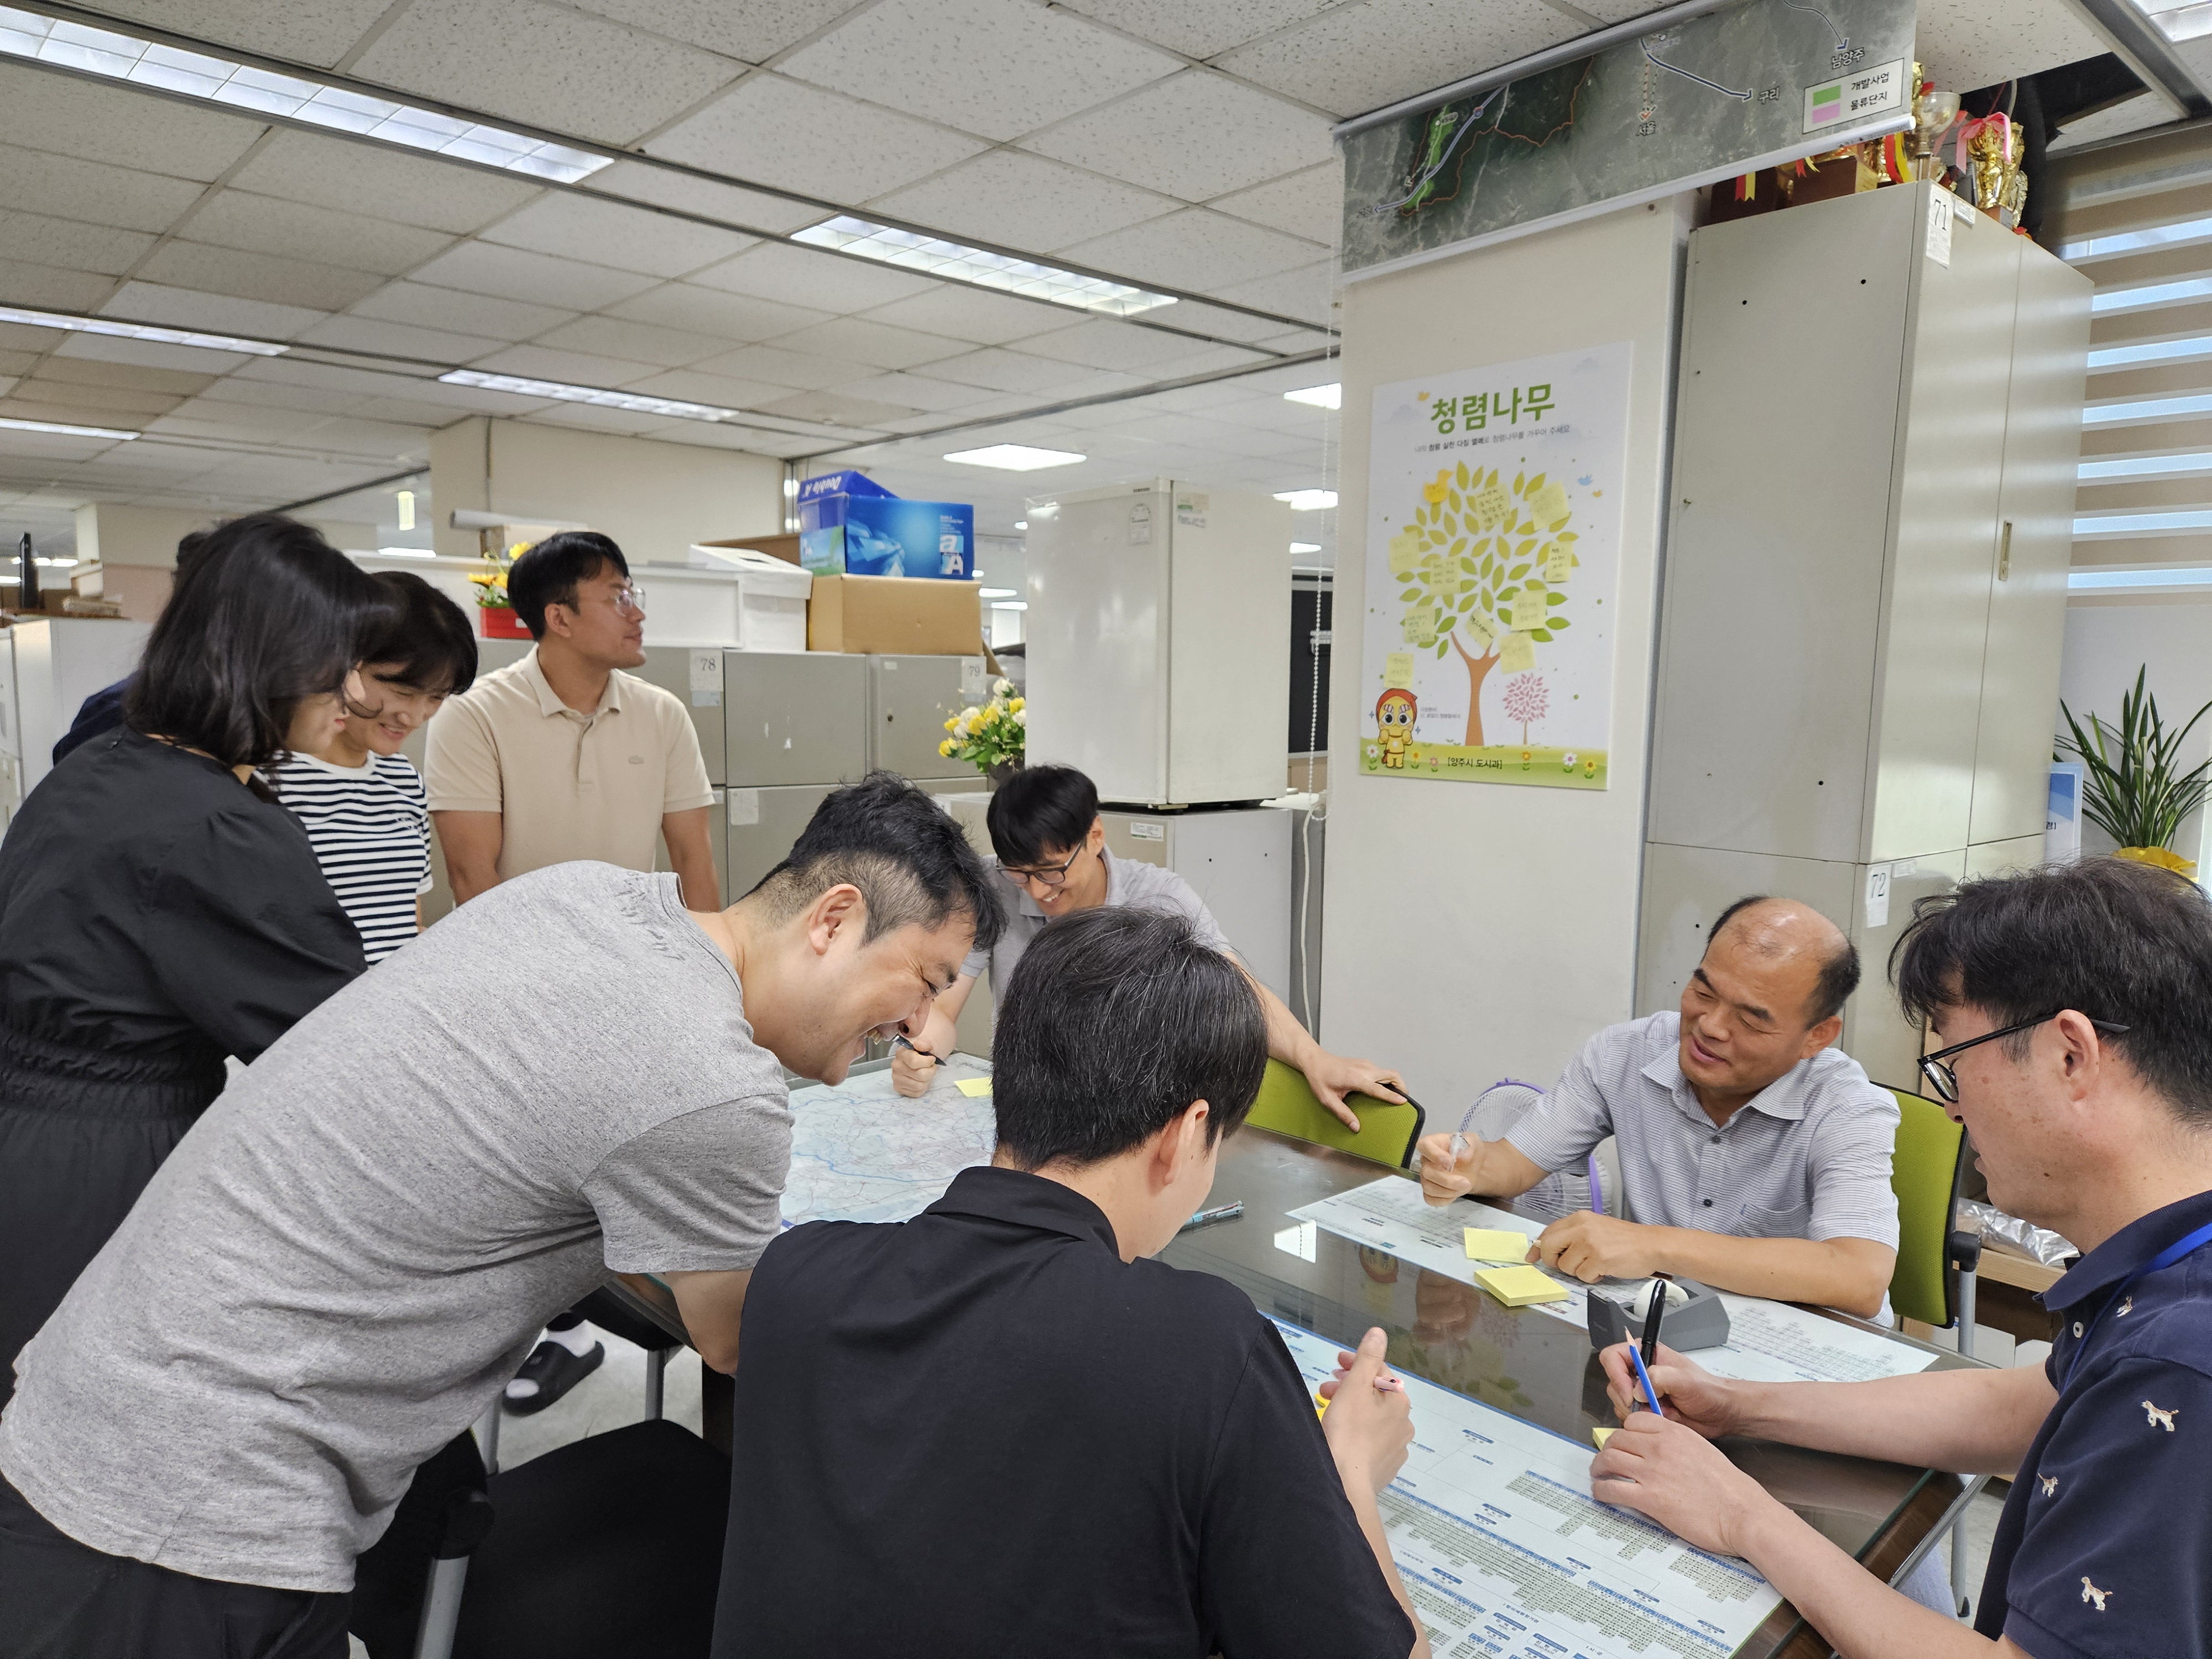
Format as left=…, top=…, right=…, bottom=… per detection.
left=1375, top=687, right=1416, bottom=768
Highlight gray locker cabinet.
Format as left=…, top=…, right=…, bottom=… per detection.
left=723, top=651, right=867, bottom=788
left=725, top=784, right=843, bottom=905
left=630, top=646, right=727, bottom=787
left=1102, top=808, right=1292, bottom=1004
left=869, top=655, right=985, bottom=778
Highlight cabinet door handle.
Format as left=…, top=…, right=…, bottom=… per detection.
left=1998, top=520, right=2012, bottom=582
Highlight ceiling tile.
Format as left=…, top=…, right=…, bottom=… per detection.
left=186, top=377, right=377, bottom=418
left=0, top=255, right=117, bottom=312
left=1052, top=0, right=1333, bottom=58
left=560, top=0, right=859, bottom=60
left=831, top=371, right=1006, bottom=413
left=180, top=191, right=455, bottom=278
left=924, top=346, right=1109, bottom=395
left=690, top=242, right=936, bottom=312
left=531, top=315, right=735, bottom=367
left=0, top=143, right=206, bottom=234
left=8, top=376, right=178, bottom=415
left=658, top=422, right=822, bottom=457
left=404, top=242, right=659, bottom=311
left=755, top=388, right=916, bottom=427
left=1208, top=259, right=1336, bottom=325
left=586, top=163, right=826, bottom=237
left=867, top=149, right=1177, bottom=255
left=780, top=0, right=1179, bottom=143
left=1212, top=0, right=1579, bottom=118
left=468, top=343, right=667, bottom=387
left=2051, top=91, right=2181, bottom=153
left=523, top=402, right=684, bottom=436
left=1916, top=0, right=2109, bottom=94
left=1058, top=208, right=1324, bottom=293
left=101, top=280, right=328, bottom=341
left=0, top=210, right=155, bottom=277
left=647, top=74, right=989, bottom=202
left=296, top=315, right=509, bottom=364
left=0, top=62, right=263, bottom=181
left=86, top=0, right=399, bottom=66
left=1018, top=320, right=1270, bottom=374
left=136, top=241, right=386, bottom=312
left=1211, top=159, right=1343, bottom=244
left=36, top=349, right=216, bottom=395
left=351, top=280, right=577, bottom=341
left=604, top=283, right=833, bottom=341
left=350, top=0, right=747, bottom=146
left=478, top=194, right=756, bottom=277
left=55, top=330, right=251, bottom=376
left=227, top=132, right=542, bottom=235
left=618, top=368, right=794, bottom=407
left=855, top=285, right=1070, bottom=346
left=689, top=342, right=869, bottom=391
left=1022, top=70, right=1334, bottom=202
left=769, top=317, right=965, bottom=372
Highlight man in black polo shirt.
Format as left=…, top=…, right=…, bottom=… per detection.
left=712, top=905, right=1427, bottom=1658
left=1586, top=858, right=2212, bottom=1659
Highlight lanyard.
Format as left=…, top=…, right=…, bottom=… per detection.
left=2059, top=1219, right=2212, bottom=1394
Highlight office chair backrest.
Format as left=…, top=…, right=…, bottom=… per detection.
left=1244, top=1057, right=1426, bottom=1167
left=1887, top=1087, right=1969, bottom=1329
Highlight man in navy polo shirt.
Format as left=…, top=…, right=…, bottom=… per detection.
left=1584, top=857, right=2212, bottom=1658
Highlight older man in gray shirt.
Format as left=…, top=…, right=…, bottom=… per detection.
left=1419, top=896, right=1900, bottom=1318
left=0, top=774, right=996, bottom=1659
left=893, top=764, right=1405, bottom=1129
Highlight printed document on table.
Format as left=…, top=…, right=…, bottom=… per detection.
left=1287, top=1176, right=1939, bottom=1386
left=779, top=1055, right=995, bottom=1227
left=1272, top=1319, right=1780, bottom=1659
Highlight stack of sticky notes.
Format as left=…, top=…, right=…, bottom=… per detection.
left=1472, top=1264, right=1571, bottom=1307
left=1591, top=1426, right=1616, bottom=1449
left=954, top=1077, right=993, bottom=1097
left=1463, top=1228, right=1533, bottom=1262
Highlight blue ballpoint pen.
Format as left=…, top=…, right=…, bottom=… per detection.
left=1626, top=1342, right=1664, bottom=1417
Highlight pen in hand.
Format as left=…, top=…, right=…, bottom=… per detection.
left=892, top=1032, right=937, bottom=1067
left=1630, top=1274, right=1668, bottom=1415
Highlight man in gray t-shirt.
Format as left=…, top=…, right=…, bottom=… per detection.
left=0, top=774, right=997, bottom=1652
left=893, top=765, right=1406, bottom=1131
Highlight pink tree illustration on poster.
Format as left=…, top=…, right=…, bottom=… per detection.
left=1501, top=672, right=1548, bottom=744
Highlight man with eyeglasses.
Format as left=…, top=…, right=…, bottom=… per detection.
left=1588, top=858, right=2212, bottom=1659
left=427, top=529, right=720, bottom=1412
left=891, top=764, right=1407, bottom=1128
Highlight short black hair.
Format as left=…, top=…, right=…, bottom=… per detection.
left=124, top=512, right=395, bottom=770
left=748, top=771, right=1001, bottom=954
left=992, top=906, right=1269, bottom=1169
left=986, top=763, right=1098, bottom=868
left=507, top=530, right=628, bottom=640
left=1709, top=893, right=1860, bottom=1024
left=359, top=570, right=477, bottom=697
left=1893, top=858, right=2212, bottom=1127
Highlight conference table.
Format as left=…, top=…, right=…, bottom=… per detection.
left=611, top=1103, right=1979, bottom=1659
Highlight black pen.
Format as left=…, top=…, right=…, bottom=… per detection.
left=1640, top=1272, right=1670, bottom=1370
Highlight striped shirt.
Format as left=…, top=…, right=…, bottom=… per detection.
left=1507, top=1011, right=1901, bottom=1249
left=269, top=752, right=432, bottom=964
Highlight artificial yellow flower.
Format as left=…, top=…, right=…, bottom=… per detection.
left=1008, top=697, right=1024, bottom=713
left=937, top=738, right=956, bottom=758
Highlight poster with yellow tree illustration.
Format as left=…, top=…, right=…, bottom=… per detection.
left=1360, top=342, right=1630, bottom=789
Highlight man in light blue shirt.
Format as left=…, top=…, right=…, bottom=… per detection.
left=1420, top=896, right=1899, bottom=1317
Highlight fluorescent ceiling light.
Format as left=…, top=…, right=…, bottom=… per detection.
left=0, top=302, right=285, bottom=356
left=33, top=556, right=76, bottom=566
left=2092, top=276, right=2212, bottom=314
left=979, top=586, right=1018, bottom=598
left=438, top=369, right=743, bottom=423
left=0, top=8, right=608, bottom=182
left=794, top=216, right=1175, bottom=318
left=1275, top=489, right=1338, bottom=511
left=1014, top=520, right=1027, bottom=529
left=2083, top=393, right=2212, bottom=426
left=943, top=445, right=1086, bottom=471
left=375, top=546, right=436, bottom=559
left=0, top=414, right=137, bottom=440
left=1284, top=383, right=1341, bottom=409
left=1290, top=541, right=1321, bottom=553
left=2069, top=564, right=2212, bottom=591
left=990, top=601, right=1029, bottom=611
left=2074, top=509, right=2212, bottom=536
left=2079, top=451, right=2212, bottom=481
left=2088, top=334, right=2212, bottom=371
left=2126, top=0, right=2212, bottom=44
left=2063, top=213, right=2212, bottom=262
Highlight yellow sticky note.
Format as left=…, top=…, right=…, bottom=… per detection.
left=1474, top=1264, right=1571, bottom=1307
left=1510, top=591, right=1547, bottom=632
left=1592, top=1426, right=1616, bottom=1449
left=955, top=1077, right=993, bottom=1097
left=1314, top=1392, right=1329, bottom=1418
left=1530, top=481, right=1569, bottom=526
left=1543, top=542, right=1573, bottom=583
left=1383, top=650, right=1416, bottom=687
left=1468, top=484, right=1509, bottom=531
left=1499, top=632, right=1536, bottom=674
left=1463, top=1228, right=1532, bottom=1262
left=1462, top=614, right=1494, bottom=655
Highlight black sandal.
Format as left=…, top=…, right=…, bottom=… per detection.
left=502, top=1339, right=604, bottom=1415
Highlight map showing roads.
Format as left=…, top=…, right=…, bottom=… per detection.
left=779, top=1054, right=997, bottom=1227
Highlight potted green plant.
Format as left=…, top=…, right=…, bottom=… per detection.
left=2057, top=667, right=2212, bottom=877
left=938, top=679, right=1025, bottom=787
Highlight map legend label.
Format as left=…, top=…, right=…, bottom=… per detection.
left=1803, top=58, right=1905, bottom=133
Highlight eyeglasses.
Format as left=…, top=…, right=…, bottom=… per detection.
left=561, top=583, right=647, bottom=618
left=1917, top=1013, right=2130, bottom=1103
left=1002, top=846, right=1087, bottom=890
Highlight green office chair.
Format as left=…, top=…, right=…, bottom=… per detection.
left=1885, top=1086, right=1985, bottom=1615
left=1244, top=1057, right=1426, bottom=1168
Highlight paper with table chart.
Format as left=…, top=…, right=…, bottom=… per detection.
left=1286, top=1175, right=1940, bottom=1386
left=1272, top=1319, right=1781, bottom=1659
left=779, top=1056, right=995, bottom=1227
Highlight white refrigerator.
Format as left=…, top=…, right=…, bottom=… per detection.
left=1024, top=480, right=1290, bottom=807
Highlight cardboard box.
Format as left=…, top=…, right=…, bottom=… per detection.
left=800, top=494, right=975, bottom=578
left=809, top=575, right=982, bottom=655
left=797, top=470, right=894, bottom=505
left=694, top=532, right=802, bottom=566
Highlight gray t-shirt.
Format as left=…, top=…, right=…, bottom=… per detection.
left=960, top=846, right=1231, bottom=990
left=0, top=863, right=789, bottom=1594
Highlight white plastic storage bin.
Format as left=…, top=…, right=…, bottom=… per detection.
left=688, top=544, right=813, bottom=652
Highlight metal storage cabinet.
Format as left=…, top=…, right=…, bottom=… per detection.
left=1639, top=184, right=2090, bottom=1085
left=868, top=653, right=987, bottom=802
left=722, top=653, right=869, bottom=902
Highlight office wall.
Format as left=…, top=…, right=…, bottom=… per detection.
left=73, top=503, right=218, bottom=567
left=2059, top=596, right=2212, bottom=871
left=430, top=416, right=784, bottom=564
left=1319, top=199, right=1687, bottom=1108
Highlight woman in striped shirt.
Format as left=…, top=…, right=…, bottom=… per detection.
left=273, top=572, right=477, bottom=963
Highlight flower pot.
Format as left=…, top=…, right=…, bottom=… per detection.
left=478, top=604, right=531, bottom=641
left=987, top=760, right=1023, bottom=791
left=2115, top=845, right=2199, bottom=878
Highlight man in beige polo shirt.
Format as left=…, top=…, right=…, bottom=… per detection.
left=426, top=528, right=719, bottom=1413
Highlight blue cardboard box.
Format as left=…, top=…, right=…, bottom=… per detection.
left=800, top=493, right=975, bottom=579
left=796, top=469, right=895, bottom=505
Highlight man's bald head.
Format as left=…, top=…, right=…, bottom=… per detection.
left=1706, top=895, right=1860, bottom=1027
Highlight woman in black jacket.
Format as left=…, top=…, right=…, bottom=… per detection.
left=0, top=513, right=393, bottom=1403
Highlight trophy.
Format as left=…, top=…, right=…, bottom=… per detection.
left=1910, top=79, right=1961, bottom=183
